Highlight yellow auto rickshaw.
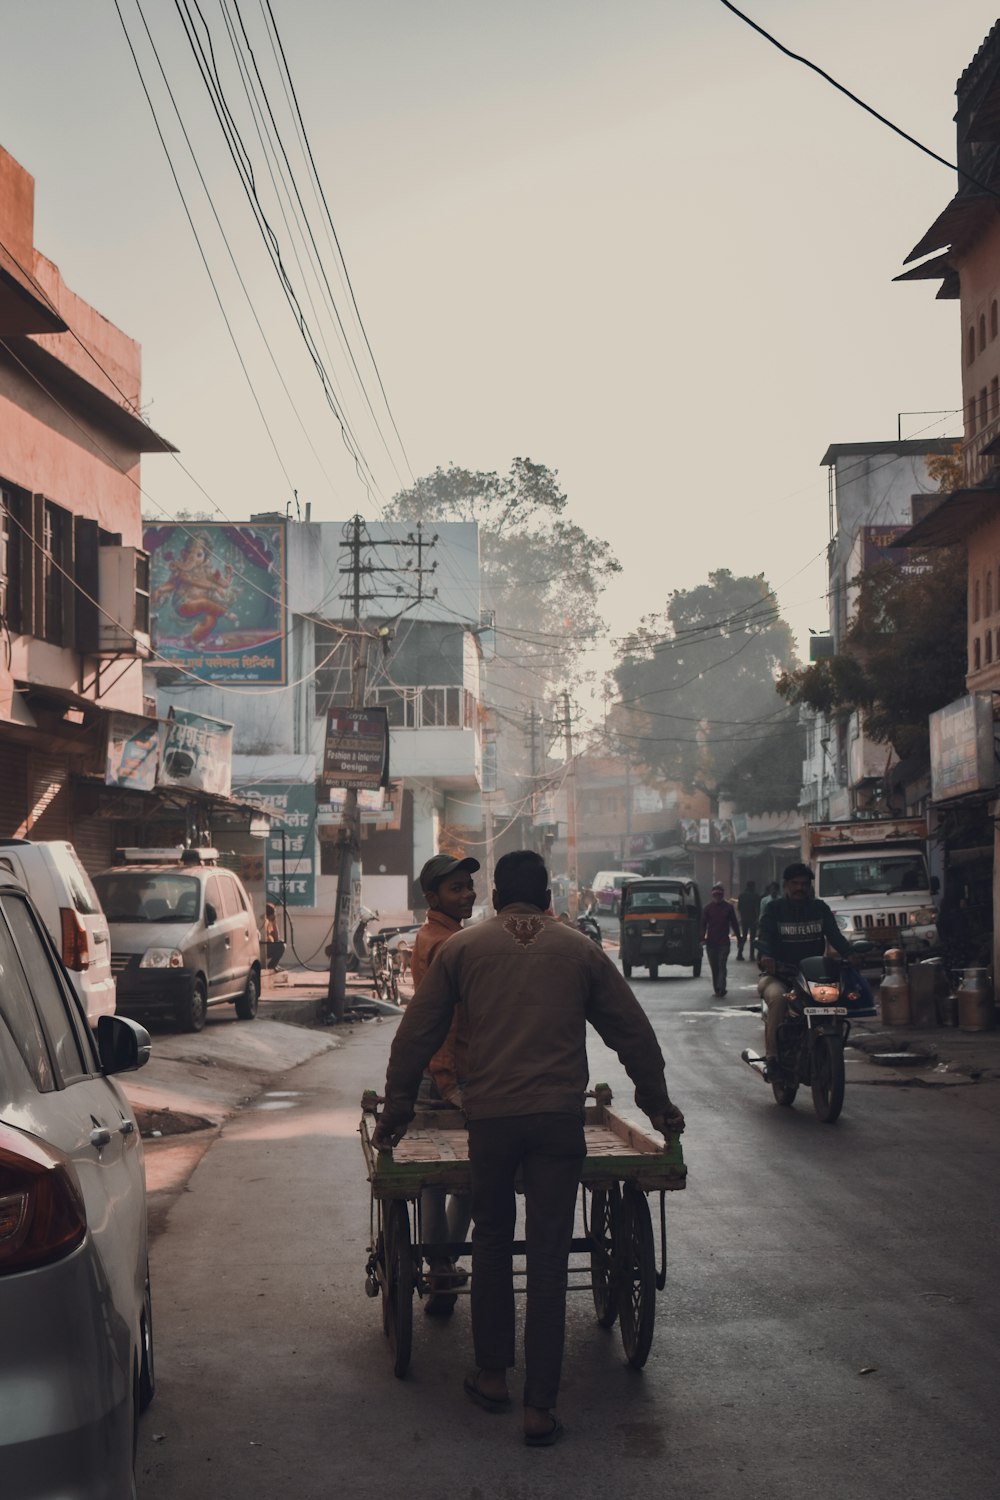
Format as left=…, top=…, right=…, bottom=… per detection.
left=619, top=877, right=703, bottom=980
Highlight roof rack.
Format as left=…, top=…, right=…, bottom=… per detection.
left=113, top=846, right=220, bottom=866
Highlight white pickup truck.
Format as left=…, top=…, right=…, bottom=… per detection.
left=804, top=818, right=939, bottom=958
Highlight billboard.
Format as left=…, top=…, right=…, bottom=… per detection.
left=159, top=708, right=233, bottom=797
left=105, top=712, right=160, bottom=791
left=144, top=521, right=287, bottom=684
left=929, top=693, right=997, bottom=802
left=239, top=782, right=317, bottom=906
left=323, top=706, right=389, bottom=790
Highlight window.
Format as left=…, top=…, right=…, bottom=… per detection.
left=968, top=395, right=977, bottom=434
left=969, top=325, right=977, bottom=364
left=4, top=895, right=89, bottom=1084
left=974, top=636, right=982, bottom=670
left=974, top=579, right=981, bottom=620
left=987, top=632, right=994, bottom=664
left=0, top=481, right=28, bottom=633
left=980, top=314, right=987, bottom=352
left=368, top=684, right=474, bottom=729
left=42, top=499, right=72, bottom=646
left=992, top=377, right=999, bottom=419
left=987, top=572, right=994, bottom=617
left=313, top=623, right=354, bottom=714
left=980, top=388, right=989, bottom=428
left=992, top=300, right=998, bottom=339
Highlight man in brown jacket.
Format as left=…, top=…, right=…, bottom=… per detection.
left=373, top=850, right=684, bottom=1447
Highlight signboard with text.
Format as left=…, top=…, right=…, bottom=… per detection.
left=158, top=708, right=233, bottom=796
left=323, top=706, right=389, bottom=790
left=105, top=712, right=160, bottom=792
left=929, top=693, right=997, bottom=803
left=238, top=782, right=317, bottom=906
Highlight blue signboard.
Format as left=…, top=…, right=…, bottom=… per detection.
left=239, top=782, right=317, bottom=907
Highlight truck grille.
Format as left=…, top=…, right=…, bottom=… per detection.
left=853, top=913, right=908, bottom=931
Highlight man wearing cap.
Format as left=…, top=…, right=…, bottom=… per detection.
left=700, top=883, right=741, bottom=998
left=409, top=853, right=480, bottom=1297
left=373, top=850, right=684, bottom=1447
left=756, top=862, right=853, bottom=1073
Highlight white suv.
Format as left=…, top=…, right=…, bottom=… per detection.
left=94, top=849, right=262, bottom=1033
left=0, top=839, right=116, bottom=1028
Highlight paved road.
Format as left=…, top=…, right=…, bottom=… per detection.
left=136, top=956, right=1000, bottom=1500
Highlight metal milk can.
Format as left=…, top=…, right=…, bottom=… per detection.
left=957, top=967, right=995, bottom=1032
left=878, top=948, right=911, bottom=1027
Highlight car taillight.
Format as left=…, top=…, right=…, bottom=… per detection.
left=60, top=907, right=91, bottom=971
left=0, top=1124, right=87, bottom=1274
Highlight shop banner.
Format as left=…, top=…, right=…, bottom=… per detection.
left=239, top=782, right=317, bottom=907
left=930, top=693, right=997, bottom=802
left=159, top=708, right=233, bottom=796
left=105, top=712, right=160, bottom=791
left=144, top=521, right=287, bottom=683
left=323, top=705, right=389, bottom=790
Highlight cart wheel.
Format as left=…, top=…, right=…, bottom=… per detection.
left=374, top=968, right=390, bottom=1004
left=388, top=966, right=400, bottom=1005
left=618, top=1185, right=656, bottom=1369
left=385, top=1201, right=414, bottom=1377
left=589, top=1185, right=621, bottom=1328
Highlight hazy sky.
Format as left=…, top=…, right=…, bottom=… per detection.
left=1, top=1, right=991, bottom=703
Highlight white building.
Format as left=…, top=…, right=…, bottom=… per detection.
left=147, top=516, right=482, bottom=947
left=799, top=439, right=958, bottom=823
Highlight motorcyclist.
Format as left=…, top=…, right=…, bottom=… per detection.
left=756, top=861, right=853, bottom=1075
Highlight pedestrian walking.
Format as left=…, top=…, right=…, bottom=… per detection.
left=736, top=879, right=761, bottom=961
left=700, top=883, right=740, bottom=997
left=372, top=850, right=684, bottom=1447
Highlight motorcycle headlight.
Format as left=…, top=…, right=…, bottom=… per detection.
left=810, top=984, right=840, bottom=1004
left=140, top=947, right=185, bottom=969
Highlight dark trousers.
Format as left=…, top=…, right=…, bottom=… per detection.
left=267, top=939, right=285, bottom=969
left=706, top=941, right=730, bottom=995
left=467, top=1112, right=585, bottom=1410
left=738, top=920, right=757, bottom=958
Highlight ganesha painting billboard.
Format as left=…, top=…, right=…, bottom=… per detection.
left=143, top=521, right=286, bottom=684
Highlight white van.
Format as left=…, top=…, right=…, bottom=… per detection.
left=0, top=839, right=116, bottom=1028
left=591, top=870, right=640, bottom=916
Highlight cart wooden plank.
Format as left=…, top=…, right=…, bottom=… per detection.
left=360, top=1101, right=686, bottom=1198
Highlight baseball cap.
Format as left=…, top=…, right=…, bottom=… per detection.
left=782, top=861, right=813, bottom=883
left=711, top=883, right=724, bottom=893
left=419, top=853, right=481, bottom=893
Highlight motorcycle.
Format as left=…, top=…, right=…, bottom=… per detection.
left=741, top=946, right=876, bottom=1124
left=575, top=903, right=603, bottom=946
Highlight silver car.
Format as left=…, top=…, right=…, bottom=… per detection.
left=0, top=876, right=153, bottom=1500
left=94, top=849, right=262, bottom=1033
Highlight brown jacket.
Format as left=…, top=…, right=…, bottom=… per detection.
left=382, top=904, right=672, bottom=1127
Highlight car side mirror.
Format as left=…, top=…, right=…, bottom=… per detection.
left=97, top=1015, right=151, bottom=1075
left=204, top=902, right=217, bottom=927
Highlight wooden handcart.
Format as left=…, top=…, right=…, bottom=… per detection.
left=359, top=1086, right=686, bottom=1378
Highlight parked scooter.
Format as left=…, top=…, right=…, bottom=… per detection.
left=741, top=944, right=876, bottom=1123
left=576, top=902, right=603, bottom=946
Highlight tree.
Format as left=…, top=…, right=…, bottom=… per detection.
left=777, top=546, right=967, bottom=761
left=610, top=570, right=802, bottom=811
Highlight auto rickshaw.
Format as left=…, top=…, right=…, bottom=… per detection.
left=619, top=877, right=703, bottom=980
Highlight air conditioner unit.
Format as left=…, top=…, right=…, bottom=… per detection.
left=97, top=546, right=150, bottom=657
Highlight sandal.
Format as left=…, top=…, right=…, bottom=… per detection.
left=463, top=1371, right=511, bottom=1414
left=525, top=1417, right=563, bottom=1447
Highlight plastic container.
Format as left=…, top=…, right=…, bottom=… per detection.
left=957, top=968, right=995, bottom=1032
left=878, top=950, right=911, bottom=1027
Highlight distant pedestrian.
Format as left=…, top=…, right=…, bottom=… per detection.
left=737, top=880, right=761, bottom=961
left=700, top=883, right=740, bottom=997
left=758, top=881, right=780, bottom=921
left=262, top=902, right=284, bottom=971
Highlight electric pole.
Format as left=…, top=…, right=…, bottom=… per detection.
left=561, top=688, right=579, bottom=917
left=325, top=517, right=437, bottom=1021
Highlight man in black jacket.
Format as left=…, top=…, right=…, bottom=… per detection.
left=756, top=861, right=852, bottom=1072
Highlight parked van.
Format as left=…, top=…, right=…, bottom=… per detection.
left=0, top=838, right=116, bottom=1027
left=591, top=870, right=640, bottom=917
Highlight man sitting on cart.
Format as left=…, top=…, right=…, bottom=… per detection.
left=373, top=849, right=685, bottom=1447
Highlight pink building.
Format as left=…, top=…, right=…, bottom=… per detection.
left=0, top=144, right=173, bottom=868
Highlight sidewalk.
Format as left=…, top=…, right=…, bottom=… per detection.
left=846, top=1013, right=1000, bottom=1085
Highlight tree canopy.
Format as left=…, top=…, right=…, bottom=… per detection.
left=777, top=546, right=967, bottom=761
left=384, top=459, right=620, bottom=698
left=609, top=570, right=803, bottom=812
